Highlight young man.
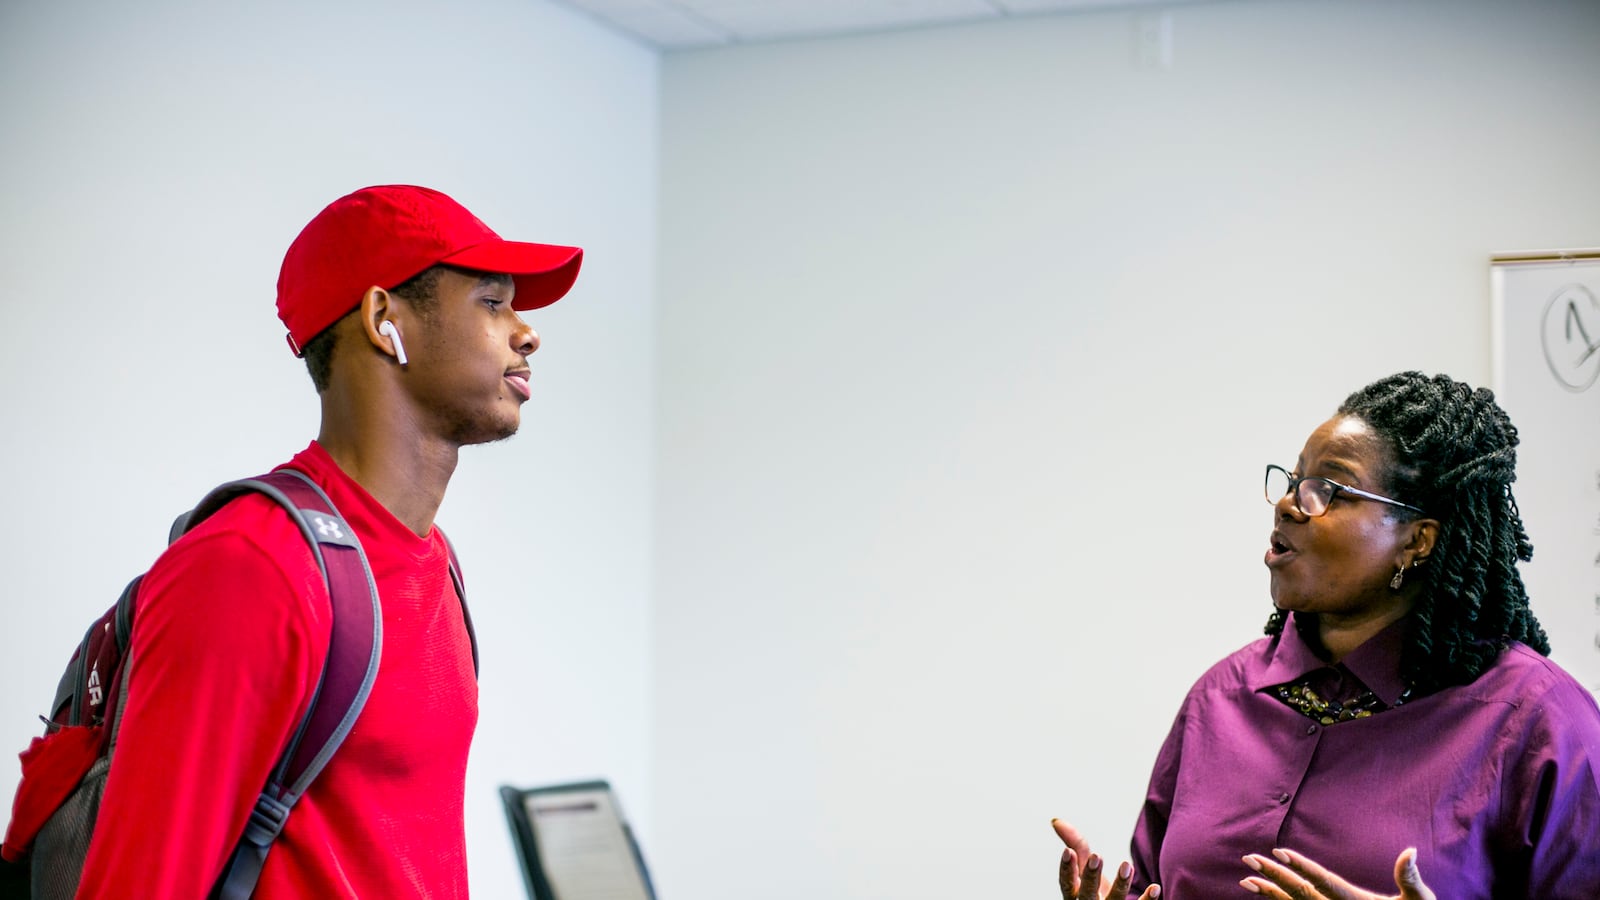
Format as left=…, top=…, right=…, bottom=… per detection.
left=75, top=185, right=583, bottom=897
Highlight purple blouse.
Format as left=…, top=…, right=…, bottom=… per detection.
left=1128, top=613, right=1600, bottom=899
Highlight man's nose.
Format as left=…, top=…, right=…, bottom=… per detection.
left=513, top=318, right=540, bottom=356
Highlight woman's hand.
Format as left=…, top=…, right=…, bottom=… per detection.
left=1052, top=818, right=1161, bottom=900
left=1240, top=847, right=1436, bottom=900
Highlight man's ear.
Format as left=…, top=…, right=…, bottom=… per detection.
left=357, top=286, right=401, bottom=361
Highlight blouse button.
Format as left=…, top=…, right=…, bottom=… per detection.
left=1277, top=792, right=1291, bottom=804
left=1306, top=724, right=1318, bottom=735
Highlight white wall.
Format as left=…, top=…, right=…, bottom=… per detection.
left=6, top=0, right=1600, bottom=898
left=653, top=1, right=1600, bottom=898
left=0, top=1, right=658, bottom=897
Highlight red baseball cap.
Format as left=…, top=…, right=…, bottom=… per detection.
left=276, top=184, right=584, bottom=355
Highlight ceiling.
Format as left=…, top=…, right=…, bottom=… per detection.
left=552, top=0, right=1211, bottom=51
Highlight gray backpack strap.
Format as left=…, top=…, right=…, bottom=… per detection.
left=185, top=469, right=383, bottom=900
left=438, top=530, right=478, bottom=676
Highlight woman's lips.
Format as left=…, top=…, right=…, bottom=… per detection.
left=1265, top=531, right=1296, bottom=567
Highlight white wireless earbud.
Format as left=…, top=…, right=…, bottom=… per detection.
left=377, top=320, right=408, bottom=366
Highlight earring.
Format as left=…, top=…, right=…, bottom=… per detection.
left=1390, top=566, right=1405, bottom=590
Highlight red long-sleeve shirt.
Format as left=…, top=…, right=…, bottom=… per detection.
left=78, top=443, right=478, bottom=898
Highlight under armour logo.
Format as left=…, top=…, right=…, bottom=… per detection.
left=312, top=515, right=345, bottom=541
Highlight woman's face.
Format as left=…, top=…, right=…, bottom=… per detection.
left=1264, top=415, right=1420, bottom=627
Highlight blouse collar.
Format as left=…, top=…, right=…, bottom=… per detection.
left=1253, top=611, right=1410, bottom=707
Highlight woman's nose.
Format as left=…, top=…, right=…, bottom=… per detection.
left=1274, top=491, right=1306, bottom=521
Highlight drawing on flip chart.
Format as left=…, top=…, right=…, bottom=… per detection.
left=1494, top=253, right=1600, bottom=696
left=1542, top=283, right=1600, bottom=392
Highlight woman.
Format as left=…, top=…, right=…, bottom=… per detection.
left=1054, top=371, right=1600, bottom=900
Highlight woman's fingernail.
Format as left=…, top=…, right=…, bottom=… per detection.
left=1150, top=887, right=1161, bottom=899
left=1119, top=861, right=1132, bottom=880
left=1087, top=854, right=1101, bottom=872
left=1242, top=855, right=1262, bottom=872
left=1272, top=848, right=1290, bottom=864
left=1240, top=879, right=1261, bottom=894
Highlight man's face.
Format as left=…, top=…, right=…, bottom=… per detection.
left=400, top=268, right=539, bottom=446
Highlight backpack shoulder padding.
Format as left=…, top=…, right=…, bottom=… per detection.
left=204, top=468, right=477, bottom=899
left=195, top=469, right=383, bottom=900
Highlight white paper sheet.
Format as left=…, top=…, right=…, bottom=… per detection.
left=524, top=786, right=652, bottom=900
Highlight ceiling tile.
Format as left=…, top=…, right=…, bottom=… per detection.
left=689, top=0, right=1001, bottom=41
left=548, top=0, right=1215, bottom=50
left=607, top=8, right=733, bottom=48
left=560, top=0, right=666, bottom=14
left=991, top=0, right=1196, bottom=11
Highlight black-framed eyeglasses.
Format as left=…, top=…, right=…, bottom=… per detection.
left=1264, top=464, right=1427, bottom=518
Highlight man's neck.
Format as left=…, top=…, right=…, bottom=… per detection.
left=316, top=395, right=459, bottom=537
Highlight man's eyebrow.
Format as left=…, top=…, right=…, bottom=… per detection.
left=477, top=273, right=515, bottom=289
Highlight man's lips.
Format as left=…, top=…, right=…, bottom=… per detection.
left=505, top=370, right=532, bottom=401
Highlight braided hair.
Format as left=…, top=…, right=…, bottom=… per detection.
left=1265, top=371, right=1550, bottom=695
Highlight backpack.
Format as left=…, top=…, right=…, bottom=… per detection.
left=0, top=468, right=477, bottom=899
